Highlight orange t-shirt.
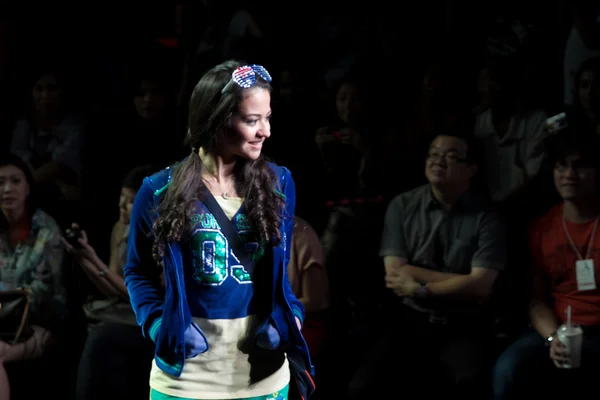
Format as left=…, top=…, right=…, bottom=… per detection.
left=288, top=216, right=328, bottom=357
left=530, top=204, right=600, bottom=326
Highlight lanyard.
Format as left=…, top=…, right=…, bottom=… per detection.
left=562, top=212, right=600, bottom=260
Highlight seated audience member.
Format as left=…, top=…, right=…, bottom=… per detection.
left=288, top=216, right=330, bottom=358
left=10, top=69, right=85, bottom=226
left=0, top=154, right=67, bottom=400
left=473, top=59, right=547, bottom=208
left=83, top=69, right=179, bottom=255
left=314, top=78, right=373, bottom=198
left=349, top=129, right=506, bottom=399
left=493, top=130, right=600, bottom=399
left=63, top=165, right=155, bottom=400
left=567, top=56, right=600, bottom=135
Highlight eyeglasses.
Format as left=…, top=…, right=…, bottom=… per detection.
left=555, top=162, right=595, bottom=173
left=221, top=64, right=272, bottom=94
left=426, top=150, right=468, bottom=164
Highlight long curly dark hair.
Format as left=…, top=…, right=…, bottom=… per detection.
left=152, top=60, right=284, bottom=263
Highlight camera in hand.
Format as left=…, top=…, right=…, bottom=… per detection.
left=65, top=227, right=83, bottom=248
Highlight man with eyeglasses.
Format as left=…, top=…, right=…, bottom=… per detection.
left=493, top=129, right=600, bottom=399
left=348, top=128, right=506, bottom=399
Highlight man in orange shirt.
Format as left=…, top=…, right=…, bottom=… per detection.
left=493, top=128, right=600, bottom=399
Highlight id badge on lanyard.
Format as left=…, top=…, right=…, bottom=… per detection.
left=563, top=214, right=599, bottom=292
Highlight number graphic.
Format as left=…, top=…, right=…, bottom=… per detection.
left=230, top=252, right=251, bottom=283
left=192, top=229, right=252, bottom=285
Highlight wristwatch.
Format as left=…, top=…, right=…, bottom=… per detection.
left=414, top=283, right=430, bottom=298
left=545, top=331, right=557, bottom=346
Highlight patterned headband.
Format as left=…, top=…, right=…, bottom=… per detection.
left=221, top=64, right=272, bottom=94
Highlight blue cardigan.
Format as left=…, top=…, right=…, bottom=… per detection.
left=124, top=162, right=315, bottom=396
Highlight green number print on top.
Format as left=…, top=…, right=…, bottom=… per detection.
left=191, top=212, right=252, bottom=285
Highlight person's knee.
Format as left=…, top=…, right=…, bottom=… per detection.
left=494, top=335, right=541, bottom=379
left=492, top=348, right=520, bottom=387
left=492, top=333, right=546, bottom=397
